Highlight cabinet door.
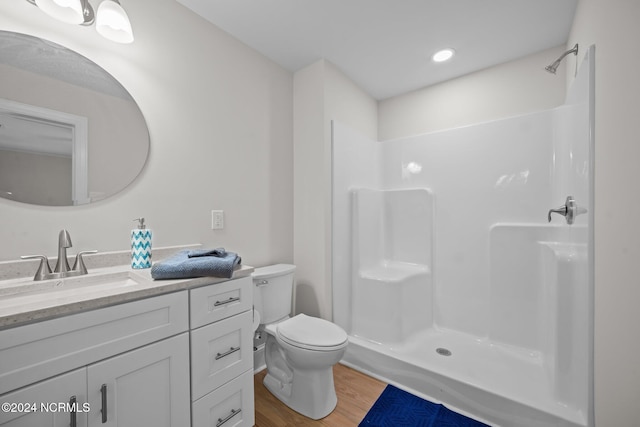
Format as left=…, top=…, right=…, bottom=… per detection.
left=0, top=368, right=87, bottom=427
left=87, top=333, right=190, bottom=427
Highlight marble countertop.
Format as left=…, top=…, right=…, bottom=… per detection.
left=0, top=245, right=254, bottom=330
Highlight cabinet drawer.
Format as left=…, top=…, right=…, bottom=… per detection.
left=190, top=310, right=253, bottom=400
left=0, top=291, right=188, bottom=394
left=189, top=277, right=252, bottom=328
left=192, top=369, right=254, bottom=427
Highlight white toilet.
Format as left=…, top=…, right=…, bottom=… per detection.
left=252, top=264, right=348, bottom=420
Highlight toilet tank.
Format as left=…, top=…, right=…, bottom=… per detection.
left=252, top=264, right=296, bottom=324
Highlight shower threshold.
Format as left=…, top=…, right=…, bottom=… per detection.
left=342, top=328, right=587, bottom=427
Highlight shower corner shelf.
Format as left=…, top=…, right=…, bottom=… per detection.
left=359, top=261, right=430, bottom=283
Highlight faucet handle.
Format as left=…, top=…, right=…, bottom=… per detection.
left=20, top=255, right=53, bottom=281
left=547, top=205, right=567, bottom=222
left=72, top=250, right=98, bottom=274
left=548, top=195, right=587, bottom=225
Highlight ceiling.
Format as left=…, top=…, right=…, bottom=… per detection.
left=175, top=0, right=578, bottom=100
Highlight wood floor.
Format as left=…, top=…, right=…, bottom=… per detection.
left=254, top=363, right=387, bottom=427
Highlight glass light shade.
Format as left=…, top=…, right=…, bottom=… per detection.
left=35, top=0, right=84, bottom=24
left=96, top=0, right=134, bottom=44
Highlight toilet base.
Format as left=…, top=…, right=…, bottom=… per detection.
left=263, top=366, right=338, bottom=420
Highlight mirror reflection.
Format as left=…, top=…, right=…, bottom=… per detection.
left=0, top=30, right=149, bottom=206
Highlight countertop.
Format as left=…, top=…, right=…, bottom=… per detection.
left=0, top=247, right=254, bottom=330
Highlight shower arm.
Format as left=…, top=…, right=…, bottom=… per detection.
left=545, top=44, right=579, bottom=74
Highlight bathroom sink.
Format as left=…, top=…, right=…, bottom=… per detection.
left=0, top=270, right=149, bottom=311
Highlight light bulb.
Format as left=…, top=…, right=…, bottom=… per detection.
left=432, top=48, right=455, bottom=63
left=96, top=0, right=134, bottom=44
left=35, top=0, right=84, bottom=24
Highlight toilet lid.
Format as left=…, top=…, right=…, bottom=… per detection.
left=277, top=314, right=348, bottom=349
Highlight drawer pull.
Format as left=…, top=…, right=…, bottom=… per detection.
left=69, top=395, right=77, bottom=427
left=100, top=383, right=108, bottom=423
left=216, top=408, right=242, bottom=427
left=215, top=346, right=240, bottom=360
left=214, top=296, right=240, bottom=307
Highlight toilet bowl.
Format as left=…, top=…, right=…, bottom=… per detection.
left=263, top=314, right=348, bottom=419
left=252, top=265, right=349, bottom=420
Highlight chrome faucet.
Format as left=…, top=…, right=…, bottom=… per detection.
left=54, top=229, right=73, bottom=274
left=21, top=230, right=97, bottom=281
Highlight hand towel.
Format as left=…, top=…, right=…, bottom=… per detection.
left=151, top=249, right=241, bottom=280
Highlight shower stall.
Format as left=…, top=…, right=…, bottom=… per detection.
left=332, top=47, right=594, bottom=427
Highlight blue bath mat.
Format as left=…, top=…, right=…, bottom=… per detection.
left=359, top=385, right=489, bottom=427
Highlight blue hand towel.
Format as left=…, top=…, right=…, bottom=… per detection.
left=151, top=249, right=241, bottom=280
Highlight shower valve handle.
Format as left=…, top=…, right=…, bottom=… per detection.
left=548, top=196, right=587, bottom=225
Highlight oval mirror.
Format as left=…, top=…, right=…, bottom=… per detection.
left=0, top=30, right=149, bottom=206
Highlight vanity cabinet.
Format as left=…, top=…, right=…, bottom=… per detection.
left=0, top=273, right=255, bottom=427
left=189, top=276, right=255, bottom=427
left=0, top=291, right=190, bottom=427
left=0, top=334, right=189, bottom=427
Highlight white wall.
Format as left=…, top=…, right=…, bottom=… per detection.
left=0, top=0, right=293, bottom=268
left=378, top=46, right=567, bottom=140
left=293, top=59, right=377, bottom=319
left=293, top=61, right=326, bottom=317
left=567, top=1, right=640, bottom=425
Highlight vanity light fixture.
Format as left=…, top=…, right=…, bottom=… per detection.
left=432, top=48, right=455, bottom=63
left=26, top=0, right=134, bottom=44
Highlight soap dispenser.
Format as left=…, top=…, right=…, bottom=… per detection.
left=131, top=217, right=152, bottom=269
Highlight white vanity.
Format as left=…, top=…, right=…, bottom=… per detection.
left=0, top=254, right=255, bottom=427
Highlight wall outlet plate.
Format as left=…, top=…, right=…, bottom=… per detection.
left=211, top=210, right=224, bottom=229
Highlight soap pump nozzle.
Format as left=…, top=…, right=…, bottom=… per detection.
left=133, top=217, right=146, bottom=229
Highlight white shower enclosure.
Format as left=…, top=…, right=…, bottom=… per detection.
left=332, top=47, right=594, bottom=427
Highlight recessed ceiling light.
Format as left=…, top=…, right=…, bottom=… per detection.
left=432, top=48, right=455, bottom=63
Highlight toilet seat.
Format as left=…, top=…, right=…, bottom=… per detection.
left=276, top=314, right=348, bottom=351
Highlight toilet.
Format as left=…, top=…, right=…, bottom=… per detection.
left=252, top=264, right=348, bottom=420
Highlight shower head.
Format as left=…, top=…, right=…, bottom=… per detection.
left=545, top=44, right=579, bottom=74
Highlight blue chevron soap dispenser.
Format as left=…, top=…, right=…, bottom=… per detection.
left=131, top=217, right=152, bottom=269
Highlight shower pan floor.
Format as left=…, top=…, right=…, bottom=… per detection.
left=345, top=328, right=586, bottom=427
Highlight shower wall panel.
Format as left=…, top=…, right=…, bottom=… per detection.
left=489, top=223, right=564, bottom=351
left=380, top=111, right=555, bottom=336
left=540, top=239, right=589, bottom=411
left=350, top=188, right=433, bottom=343
left=331, top=121, right=380, bottom=331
